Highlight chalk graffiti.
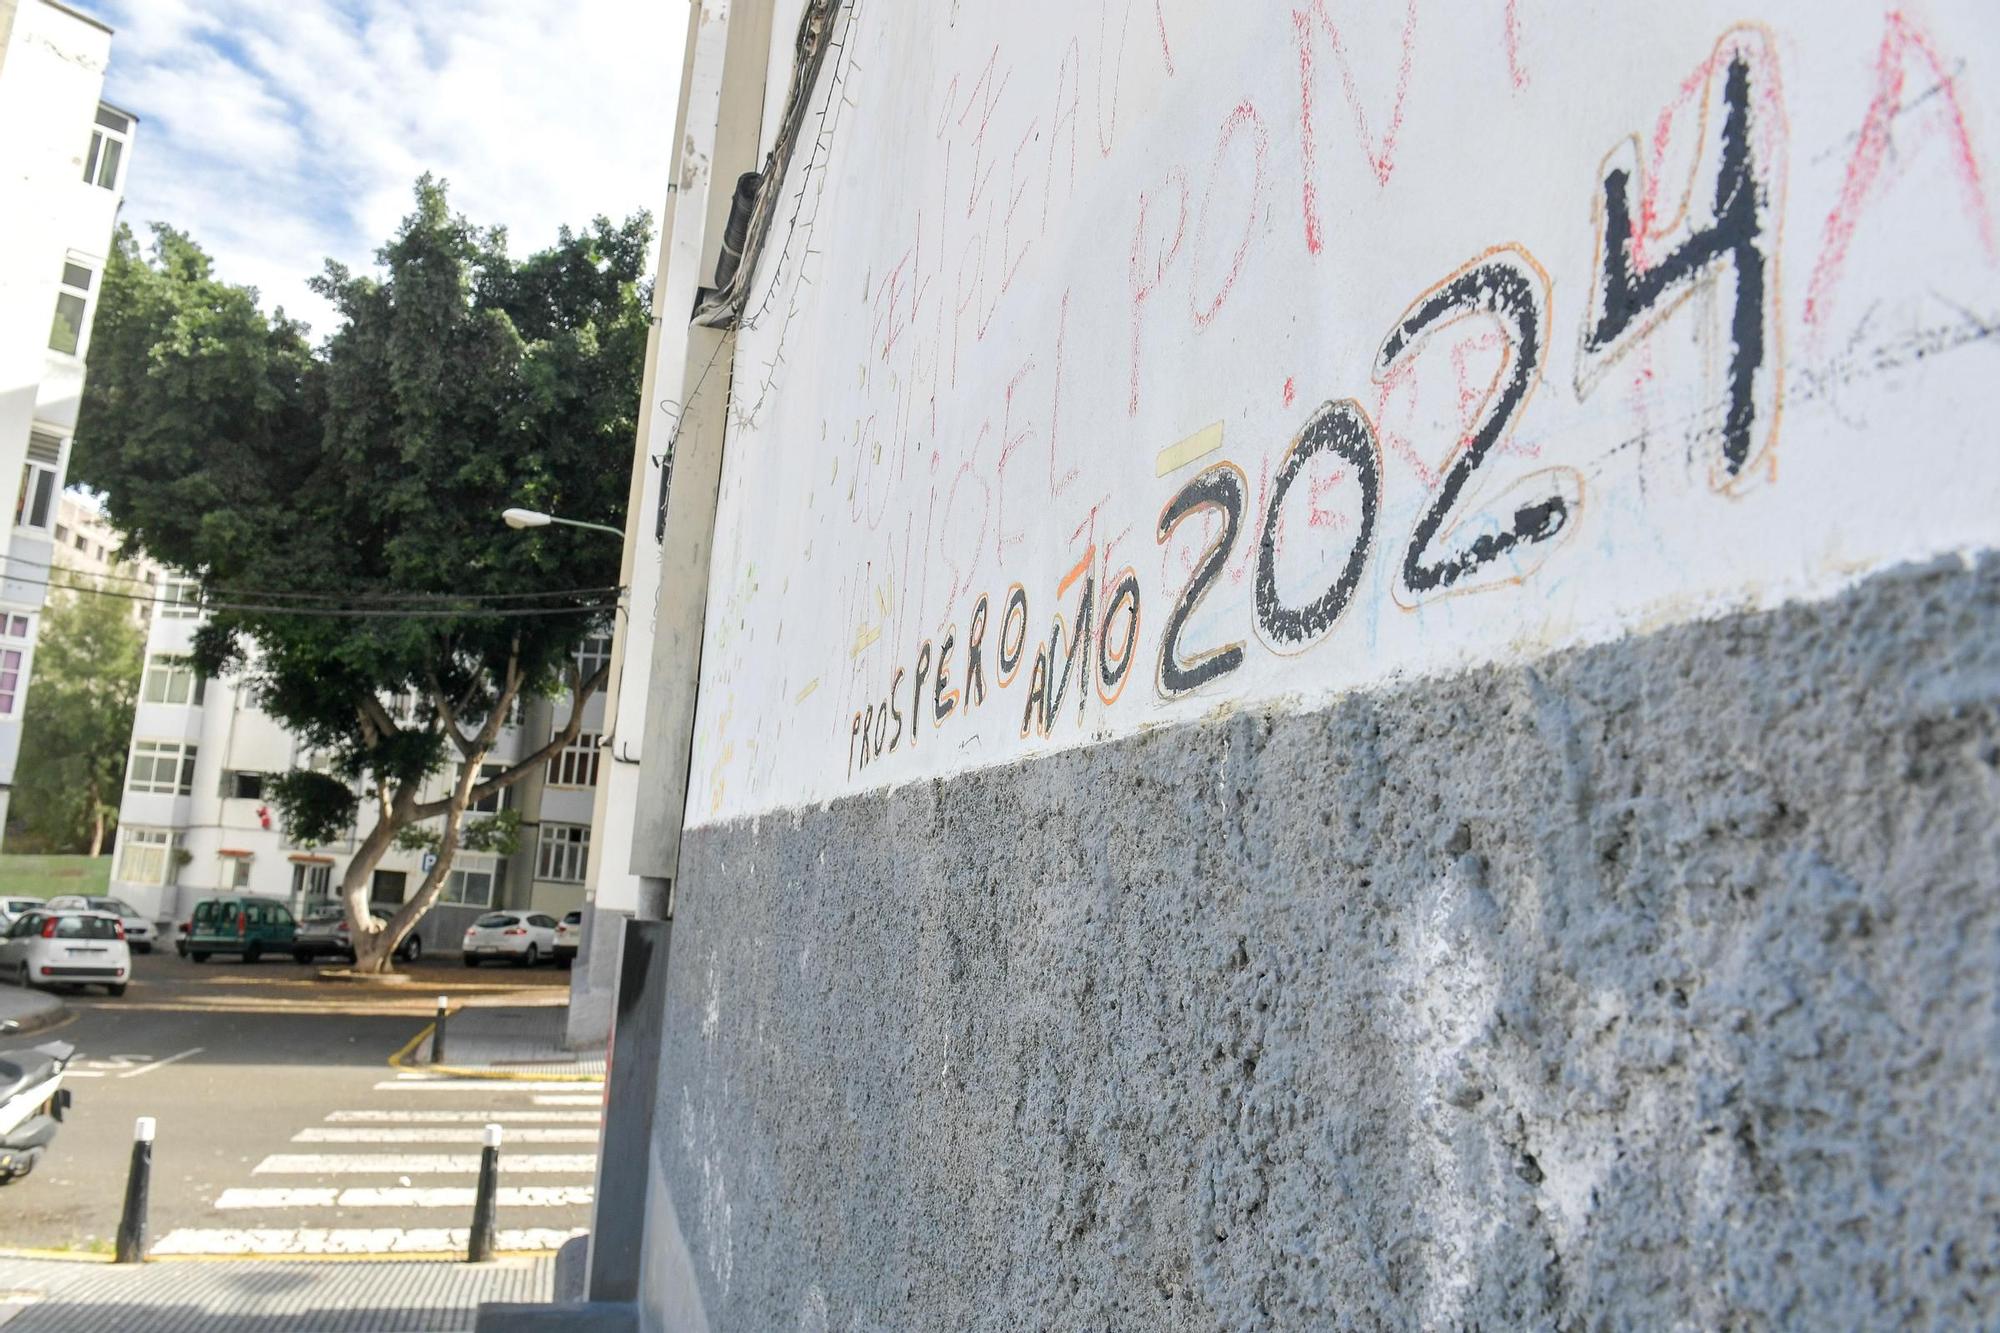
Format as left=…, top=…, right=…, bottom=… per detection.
left=1576, top=27, right=1786, bottom=489
left=677, top=4, right=2000, bottom=816
left=837, top=19, right=1813, bottom=774
left=1381, top=246, right=1577, bottom=603
left=1156, top=465, right=1247, bottom=697
left=1804, top=10, right=1998, bottom=336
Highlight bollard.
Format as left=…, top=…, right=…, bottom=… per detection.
left=115, top=1116, right=154, bottom=1263
left=430, top=995, right=449, bottom=1065
left=467, top=1122, right=501, bottom=1262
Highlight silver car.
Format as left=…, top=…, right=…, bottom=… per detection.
left=45, top=897, right=154, bottom=953
left=291, top=908, right=423, bottom=965
left=0, top=899, right=43, bottom=931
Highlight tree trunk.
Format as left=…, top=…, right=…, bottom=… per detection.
left=86, top=788, right=105, bottom=858
left=349, top=753, right=486, bottom=974
left=343, top=787, right=411, bottom=974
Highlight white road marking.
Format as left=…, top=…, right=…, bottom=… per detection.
left=76, top=1055, right=152, bottom=1073
left=253, top=1153, right=596, bottom=1175
left=326, top=1109, right=600, bottom=1124
left=373, top=1079, right=602, bottom=1092
left=215, top=1186, right=593, bottom=1210
left=294, top=1127, right=599, bottom=1144
left=151, top=1226, right=588, bottom=1256
left=533, top=1095, right=603, bottom=1106
left=216, top=1188, right=339, bottom=1209
left=117, top=1047, right=204, bottom=1078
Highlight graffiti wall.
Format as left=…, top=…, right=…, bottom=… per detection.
left=688, top=0, right=2000, bottom=825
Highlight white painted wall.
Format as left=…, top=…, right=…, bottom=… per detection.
left=0, top=0, right=125, bottom=836
left=682, top=0, right=2000, bottom=826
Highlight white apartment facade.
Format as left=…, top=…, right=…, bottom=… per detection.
left=108, top=601, right=612, bottom=942
left=0, top=0, right=131, bottom=838
left=50, top=490, right=162, bottom=621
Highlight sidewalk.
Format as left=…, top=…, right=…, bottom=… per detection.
left=0, top=988, right=65, bottom=1036
left=0, top=1254, right=552, bottom=1332
left=406, top=1005, right=605, bottom=1080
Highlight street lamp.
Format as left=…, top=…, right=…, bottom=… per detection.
left=500, top=507, right=625, bottom=540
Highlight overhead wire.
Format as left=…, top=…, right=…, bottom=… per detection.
left=13, top=569, right=624, bottom=620
left=0, top=554, right=628, bottom=607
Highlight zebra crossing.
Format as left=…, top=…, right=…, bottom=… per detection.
left=150, top=1071, right=603, bottom=1257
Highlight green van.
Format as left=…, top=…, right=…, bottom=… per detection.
left=186, top=897, right=298, bottom=963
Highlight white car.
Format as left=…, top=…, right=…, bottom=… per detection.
left=0, top=899, right=42, bottom=931
left=0, top=910, right=132, bottom=995
left=462, top=912, right=558, bottom=967
left=46, top=896, right=155, bottom=953
left=553, top=911, right=582, bottom=967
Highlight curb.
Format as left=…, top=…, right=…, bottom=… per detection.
left=0, top=993, right=69, bottom=1037
left=0, top=1246, right=553, bottom=1266
left=387, top=1020, right=605, bottom=1084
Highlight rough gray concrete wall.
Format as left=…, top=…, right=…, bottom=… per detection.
left=643, top=554, right=2000, bottom=1331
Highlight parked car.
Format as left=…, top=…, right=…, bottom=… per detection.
left=184, top=896, right=298, bottom=963
left=292, top=908, right=423, bottom=965
left=462, top=912, right=558, bottom=967
left=45, top=896, right=155, bottom=953
left=553, top=911, right=582, bottom=967
left=0, top=899, right=42, bottom=931
left=0, top=910, right=131, bottom=995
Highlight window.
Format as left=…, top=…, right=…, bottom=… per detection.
left=575, top=635, right=613, bottom=683
left=159, top=578, right=202, bottom=620
left=442, top=857, right=499, bottom=907
left=0, top=615, right=28, bottom=717
left=83, top=106, right=129, bottom=191
left=142, top=654, right=205, bottom=705
left=535, top=823, right=590, bottom=883
left=50, top=262, right=91, bottom=355
left=224, top=858, right=252, bottom=890
left=117, top=828, right=179, bottom=886
left=371, top=870, right=407, bottom=905
left=468, top=763, right=511, bottom=814
left=545, top=732, right=601, bottom=788
left=227, top=772, right=265, bottom=800
left=54, top=914, right=119, bottom=940
left=290, top=861, right=333, bottom=901
left=16, top=464, right=56, bottom=530
left=128, top=740, right=198, bottom=795
left=53, top=524, right=69, bottom=543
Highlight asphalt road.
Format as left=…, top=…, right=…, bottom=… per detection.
left=0, top=947, right=587, bottom=1255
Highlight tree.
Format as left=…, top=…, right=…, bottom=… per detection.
left=74, top=178, right=649, bottom=971
left=11, top=578, right=144, bottom=855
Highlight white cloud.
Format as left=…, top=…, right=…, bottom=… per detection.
left=73, top=0, right=687, bottom=336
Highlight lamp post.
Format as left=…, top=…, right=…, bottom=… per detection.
left=500, top=507, right=626, bottom=540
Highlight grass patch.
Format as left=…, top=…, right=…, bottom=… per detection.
left=0, top=854, right=110, bottom=901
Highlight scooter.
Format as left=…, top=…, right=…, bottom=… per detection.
left=0, top=1018, right=73, bottom=1182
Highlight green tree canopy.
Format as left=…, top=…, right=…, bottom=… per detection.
left=74, top=177, right=650, bottom=970
left=10, top=578, right=144, bottom=855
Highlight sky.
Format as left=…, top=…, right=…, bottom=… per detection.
left=72, top=0, right=687, bottom=336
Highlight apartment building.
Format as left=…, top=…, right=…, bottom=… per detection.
left=107, top=600, right=611, bottom=945
left=0, top=0, right=131, bottom=838
left=49, top=490, right=162, bottom=620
